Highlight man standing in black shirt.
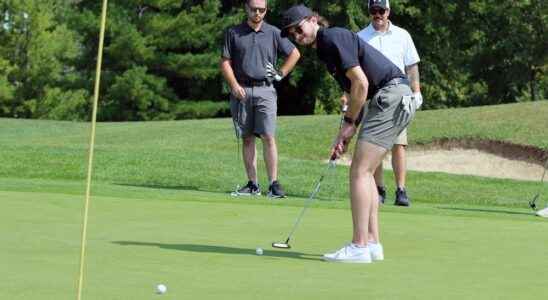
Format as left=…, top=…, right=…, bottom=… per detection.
left=221, top=0, right=300, bottom=198
left=281, top=4, right=421, bottom=263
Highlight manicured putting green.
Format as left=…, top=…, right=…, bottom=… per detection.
left=1, top=188, right=546, bottom=300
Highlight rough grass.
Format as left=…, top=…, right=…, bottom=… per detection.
left=1, top=101, right=547, bottom=207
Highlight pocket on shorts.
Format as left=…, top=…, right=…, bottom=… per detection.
left=370, top=91, right=389, bottom=112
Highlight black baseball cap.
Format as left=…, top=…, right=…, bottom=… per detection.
left=368, top=0, right=390, bottom=9
left=280, top=4, right=313, bottom=38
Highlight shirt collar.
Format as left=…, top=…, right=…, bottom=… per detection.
left=244, top=21, right=267, bottom=33
left=367, top=20, right=393, bottom=35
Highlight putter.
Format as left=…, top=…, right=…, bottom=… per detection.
left=272, top=154, right=338, bottom=249
left=272, top=106, right=348, bottom=249
left=529, top=158, right=548, bottom=211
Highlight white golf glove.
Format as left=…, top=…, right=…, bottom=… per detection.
left=396, top=92, right=423, bottom=126
left=412, top=92, right=423, bottom=110
left=265, top=62, right=283, bottom=82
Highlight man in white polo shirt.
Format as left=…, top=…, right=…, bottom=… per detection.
left=357, top=0, right=422, bottom=206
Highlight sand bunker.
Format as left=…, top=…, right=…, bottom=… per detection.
left=336, top=148, right=546, bottom=182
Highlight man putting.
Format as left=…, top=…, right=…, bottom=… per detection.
left=281, top=4, right=421, bottom=263
left=220, top=0, right=300, bottom=198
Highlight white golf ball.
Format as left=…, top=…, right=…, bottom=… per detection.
left=256, top=247, right=263, bottom=255
left=156, top=284, right=167, bottom=294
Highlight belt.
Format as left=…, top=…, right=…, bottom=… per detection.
left=384, top=77, right=409, bottom=87
left=240, top=79, right=271, bottom=87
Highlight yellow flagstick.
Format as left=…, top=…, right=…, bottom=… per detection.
left=77, top=0, right=108, bottom=299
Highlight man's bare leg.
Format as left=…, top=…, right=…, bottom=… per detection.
left=261, top=134, right=278, bottom=183
left=350, top=141, right=388, bottom=245
left=243, top=136, right=257, bottom=182
left=392, top=144, right=406, bottom=189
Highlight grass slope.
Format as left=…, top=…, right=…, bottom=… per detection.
left=1, top=101, right=547, bottom=207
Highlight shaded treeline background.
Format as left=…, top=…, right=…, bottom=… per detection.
left=0, top=0, right=546, bottom=121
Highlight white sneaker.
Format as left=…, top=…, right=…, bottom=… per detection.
left=536, top=207, right=548, bottom=218
left=368, top=243, right=384, bottom=261
left=323, top=243, right=372, bottom=263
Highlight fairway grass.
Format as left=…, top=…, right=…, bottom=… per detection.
left=2, top=181, right=547, bottom=300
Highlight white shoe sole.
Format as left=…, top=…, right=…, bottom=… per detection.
left=322, top=256, right=372, bottom=263
left=536, top=207, right=548, bottom=218
left=230, top=192, right=261, bottom=197
left=267, top=192, right=285, bottom=198
left=371, top=254, right=384, bottom=261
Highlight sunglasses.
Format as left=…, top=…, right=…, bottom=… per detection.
left=369, top=8, right=386, bottom=15
left=248, top=6, right=267, bottom=14
left=291, top=19, right=307, bottom=36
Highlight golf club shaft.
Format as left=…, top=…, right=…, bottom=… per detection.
left=540, top=159, right=547, bottom=185
left=281, top=106, right=347, bottom=245
left=529, top=159, right=548, bottom=210
left=284, top=159, right=337, bottom=242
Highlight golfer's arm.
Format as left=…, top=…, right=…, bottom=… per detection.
left=405, top=63, right=421, bottom=94
left=220, top=57, right=239, bottom=89
left=278, top=48, right=300, bottom=77
left=345, top=66, right=368, bottom=121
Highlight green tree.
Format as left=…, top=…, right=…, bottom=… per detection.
left=68, top=0, right=243, bottom=120
left=103, top=66, right=173, bottom=121
left=0, top=57, right=15, bottom=115
left=0, top=0, right=86, bottom=118
left=467, top=0, right=547, bottom=103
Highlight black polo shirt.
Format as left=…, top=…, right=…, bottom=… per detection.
left=316, top=27, right=405, bottom=99
left=222, top=21, right=295, bottom=82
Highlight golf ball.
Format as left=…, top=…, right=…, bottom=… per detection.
left=156, top=284, right=167, bottom=294
left=256, top=247, right=263, bottom=255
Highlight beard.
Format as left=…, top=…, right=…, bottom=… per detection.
left=249, top=15, right=263, bottom=24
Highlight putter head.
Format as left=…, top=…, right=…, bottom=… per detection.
left=272, top=242, right=291, bottom=249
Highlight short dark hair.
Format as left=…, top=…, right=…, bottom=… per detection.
left=246, top=0, right=268, bottom=6
left=312, top=13, right=329, bottom=28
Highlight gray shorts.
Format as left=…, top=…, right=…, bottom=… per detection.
left=358, top=83, right=413, bottom=149
left=230, top=85, right=277, bottom=138
left=361, top=102, right=408, bottom=146
left=394, top=128, right=408, bottom=146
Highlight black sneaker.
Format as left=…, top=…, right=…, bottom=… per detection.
left=267, top=181, right=285, bottom=198
left=394, top=187, right=410, bottom=206
left=233, top=181, right=261, bottom=196
left=377, top=186, right=386, bottom=204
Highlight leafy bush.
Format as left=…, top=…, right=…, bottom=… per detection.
left=0, top=58, right=15, bottom=116
left=102, top=67, right=176, bottom=121
left=33, top=87, right=89, bottom=121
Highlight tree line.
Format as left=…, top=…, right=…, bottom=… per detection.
left=0, top=0, right=546, bottom=121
